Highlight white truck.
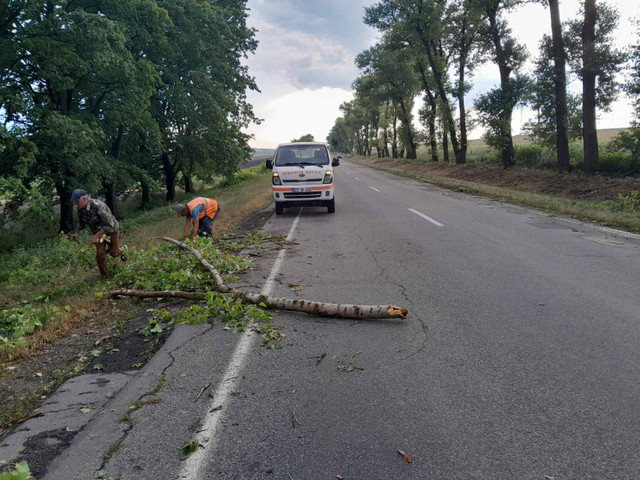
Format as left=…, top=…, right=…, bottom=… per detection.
left=266, top=142, right=341, bottom=215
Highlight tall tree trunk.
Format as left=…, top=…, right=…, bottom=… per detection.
left=416, top=61, right=439, bottom=162
left=457, top=25, right=469, bottom=165
left=103, top=181, right=117, bottom=217
left=416, top=25, right=461, bottom=160
left=56, top=183, right=74, bottom=233
left=442, top=120, right=450, bottom=163
left=457, top=63, right=468, bottom=165
left=383, top=101, right=390, bottom=157
left=549, top=0, right=571, bottom=171
left=392, top=110, right=398, bottom=158
left=486, top=7, right=515, bottom=168
left=162, top=152, right=176, bottom=202
left=184, top=173, right=194, bottom=194
left=582, top=0, right=599, bottom=173
left=141, top=178, right=151, bottom=210
left=398, top=97, right=417, bottom=159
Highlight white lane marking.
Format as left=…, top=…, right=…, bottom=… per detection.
left=178, top=209, right=302, bottom=479
left=409, top=208, right=444, bottom=227
left=369, top=186, right=380, bottom=192
left=354, top=177, right=360, bottom=181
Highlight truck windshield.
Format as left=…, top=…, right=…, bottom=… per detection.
left=274, top=145, right=329, bottom=166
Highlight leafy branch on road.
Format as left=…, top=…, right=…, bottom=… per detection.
left=111, top=236, right=409, bottom=323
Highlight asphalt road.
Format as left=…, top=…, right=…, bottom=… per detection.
left=46, top=159, right=640, bottom=479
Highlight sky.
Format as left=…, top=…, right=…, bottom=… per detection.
left=244, top=0, right=639, bottom=149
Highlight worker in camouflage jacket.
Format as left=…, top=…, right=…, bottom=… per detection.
left=71, top=189, right=125, bottom=277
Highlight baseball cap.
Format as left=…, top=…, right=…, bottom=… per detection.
left=71, top=189, right=87, bottom=203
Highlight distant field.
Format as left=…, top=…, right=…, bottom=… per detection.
left=253, top=148, right=275, bottom=157
left=467, top=128, right=629, bottom=148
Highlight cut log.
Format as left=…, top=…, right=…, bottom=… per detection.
left=111, top=289, right=408, bottom=320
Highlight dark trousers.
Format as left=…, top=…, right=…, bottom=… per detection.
left=198, top=205, right=220, bottom=237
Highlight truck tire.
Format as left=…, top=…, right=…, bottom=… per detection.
left=327, top=198, right=335, bottom=214
left=275, top=203, right=284, bottom=215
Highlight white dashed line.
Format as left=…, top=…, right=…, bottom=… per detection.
left=369, top=186, right=380, bottom=192
left=409, top=208, right=444, bottom=227
left=354, top=177, right=360, bottom=180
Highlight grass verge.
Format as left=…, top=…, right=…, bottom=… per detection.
left=0, top=166, right=273, bottom=362
left=350, top=157, right=640, bottom=234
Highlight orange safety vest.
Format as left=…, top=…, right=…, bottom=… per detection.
left=187, top=197, right=218, bottom=221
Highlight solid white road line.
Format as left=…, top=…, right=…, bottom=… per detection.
left=409, top=208, right=444, bottom=227
left=369, top=186, right=380, bottom=192
left=178, top=209, right=302, bottom=480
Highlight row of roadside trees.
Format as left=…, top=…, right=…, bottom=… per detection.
left=328, top=0, right=640, bottom=174
left=0, top=0, right=259, bottom=232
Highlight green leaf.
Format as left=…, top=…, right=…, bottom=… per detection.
left=181, top=440, right=201, bottom=457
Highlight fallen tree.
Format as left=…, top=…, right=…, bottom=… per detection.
left=110, top=237, right=408, bottom=320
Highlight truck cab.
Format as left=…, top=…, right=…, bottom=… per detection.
left=266, top=142, right=341, bottom=215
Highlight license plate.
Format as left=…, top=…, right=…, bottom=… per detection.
left=292, top=187, right=312, bottom=193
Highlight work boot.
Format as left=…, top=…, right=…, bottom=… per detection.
left=120, top=244, right=128, bottom=262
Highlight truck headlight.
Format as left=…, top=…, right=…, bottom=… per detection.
left=323, top=170, right=333, bottom=184
left=272, top=172, right=282, bottom=185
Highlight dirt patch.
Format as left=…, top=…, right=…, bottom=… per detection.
left=355, top=157, right=640, bottom=202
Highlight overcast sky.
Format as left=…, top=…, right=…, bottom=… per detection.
left=244, top=0, right=638, bottom=149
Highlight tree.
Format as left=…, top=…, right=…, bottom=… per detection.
left=446, top=0, right=485, bottom=164
left=291, top=134, right=315, bottom=143
left=356, top=42, right=420, bottom=159
left=152, top=0, right=259, bottom=201
left=364, top=0, right=465, bottom=163
left=564, top=1, right=626, bottom=172
left=327, top=118, right=353, bottom=153
left=0, top=1, right=155, bottom=231
left=524, top=35, right=582, bottom=149
left=530, top=0, right=572, bottom=170
left=472, top=0, right=528, bottom=168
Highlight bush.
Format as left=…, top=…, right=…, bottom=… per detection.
left=514, top=145, right=544, bottom=165
left=598, top=151, right=640, bottom=176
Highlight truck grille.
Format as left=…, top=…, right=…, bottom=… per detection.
left=282, top=179, right=320, bottom=183
left=283, top=192, right=322, bottom=199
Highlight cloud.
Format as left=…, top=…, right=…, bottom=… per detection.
left=246, top=19, right=358, bottom=90
left=247, top=87, right=354, bottom=148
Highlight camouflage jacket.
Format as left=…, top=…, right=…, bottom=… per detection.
left=77, top=199, right=119, bottom=235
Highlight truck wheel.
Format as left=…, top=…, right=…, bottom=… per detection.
left=275, top=203, right=284, bottom=215
left=327, top=198, right=335, bottom=214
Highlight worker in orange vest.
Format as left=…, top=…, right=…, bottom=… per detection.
left=175, top=197, right=220, bottom=240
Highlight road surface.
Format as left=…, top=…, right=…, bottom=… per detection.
left=37, top=159, right=640, bottom=478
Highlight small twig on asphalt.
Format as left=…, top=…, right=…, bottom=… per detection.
left=210, top=405, right=223, bottom=413
left=194, top=382, right=212, bottom=402
left=307, top=353, right=326, bottom=365
left=292, top=408, right=300, bottom=428
left=350, top=351, right=363, bottom=363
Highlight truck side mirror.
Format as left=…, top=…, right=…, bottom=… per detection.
left=332, top=157, right=340, bottom=167
left=266, top=159, right=273, bottom=169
